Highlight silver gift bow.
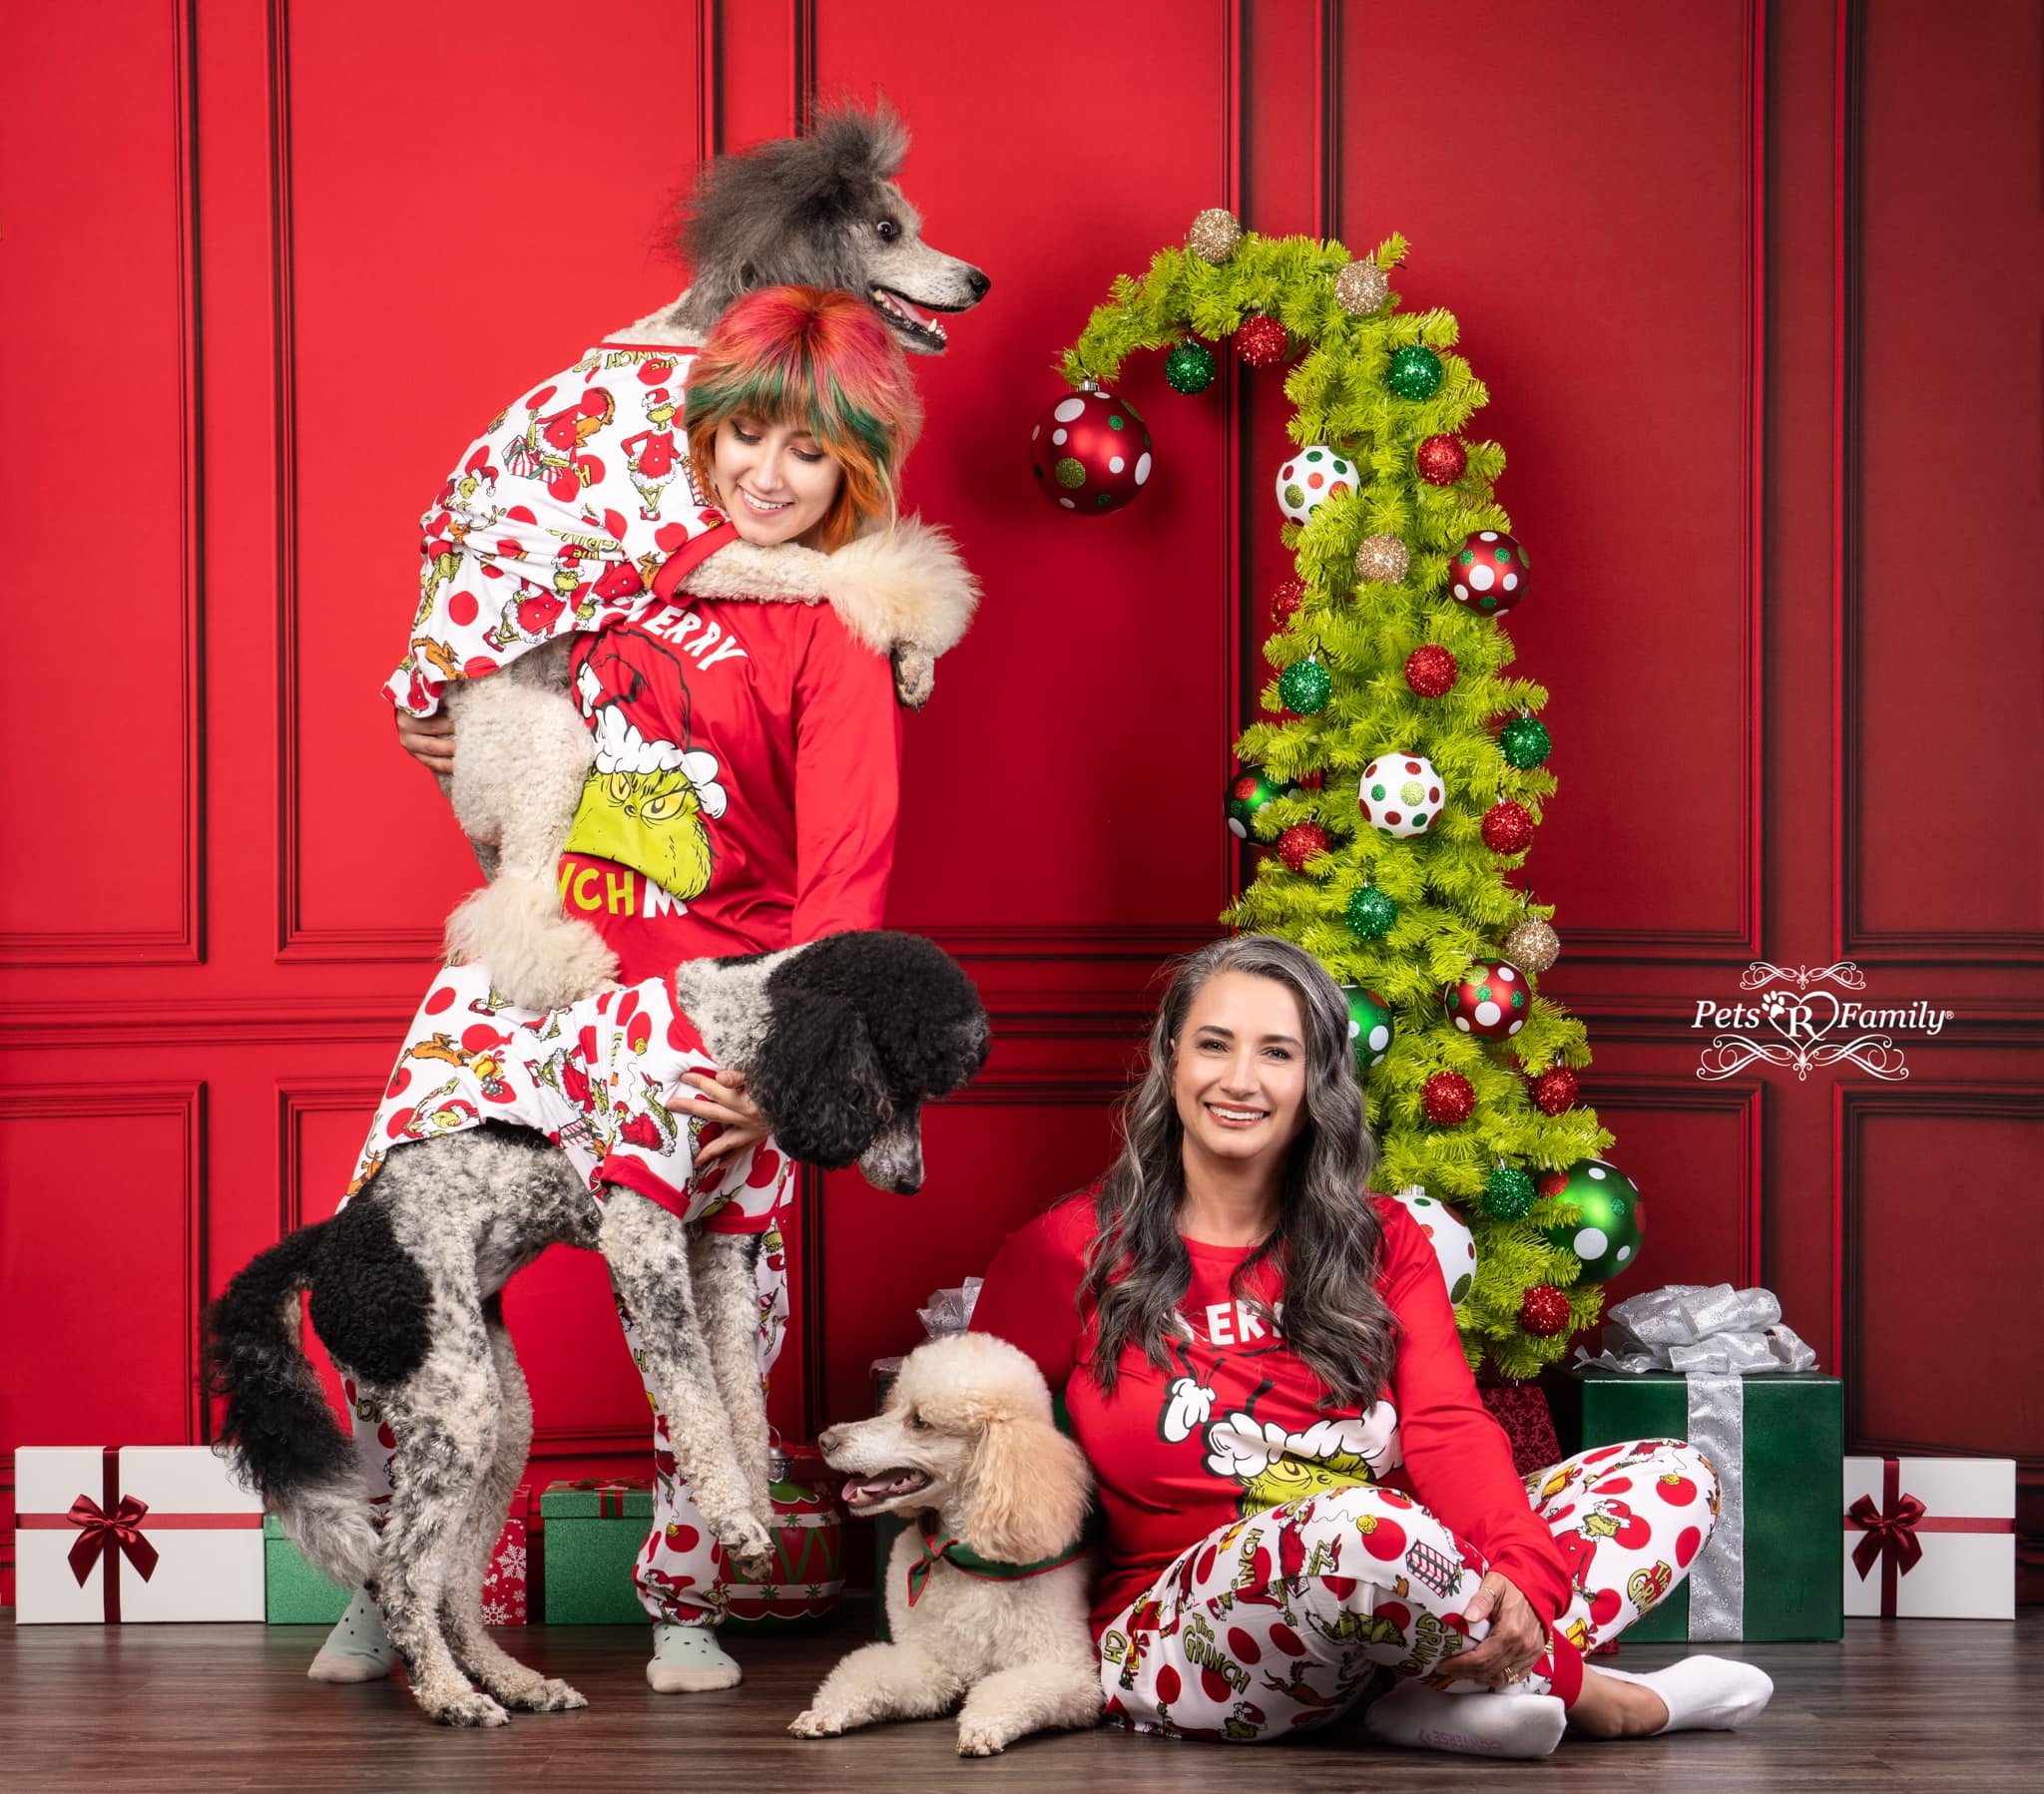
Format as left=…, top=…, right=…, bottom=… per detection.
left=916, top=1277, right=983, bottom=1340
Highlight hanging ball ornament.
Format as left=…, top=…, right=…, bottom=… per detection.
left=1278, top=821, right=1329, bottom=871
left=1187, top=207, right=1244, bottom=263
left=1225, top=765, right=1288, bottom=838
left=1404, top=644, right=1458, bottom=698
left=1499, top=714, right=1552, bottom=770
left=1519, top=1284, right=1573, bottom=1339
left=1485, top=1162, right=1539, bottom=1222
left=1165, top=340, right=1218, bottom=395
left=1421, top=1070, right=1476, bottom=1126
left=1386, top=342, right=1445, bottom=399
left=1526, top=1064, right=1580, bottom=1116
left=1482, top=799, right=1536, bottom=855
left=1235, top=313, right=1289, bottom=369
left=1030, top=387, right=1153, bottom=515
left=1333, top=259, right=1389, bottom=316
left=1342, top=985, right=1395, bottom=1070
left=1450, top=530, right=1530, bottom=614
left=1354, top=533, right=1410, bottom=584
left=1275, top=445, right=1356, bottom=524
left=1501, top=916, right=1561, bottom=975
left=1345, top=884, right=1399, bottom=940
left=1272, top=577, right=1306, bottom=625
left=1359, top=753, right=1444, bottom=838
left=1278, top=657, right=1332, bottom=715
left=1538, top=1159, right=1645, bottom=1285
left=1415, top=434, right=1468, bottom=487
left=1389, top=1187, right=1479, bottom=1305
left=1443, top=957, right=1532, bottom=1041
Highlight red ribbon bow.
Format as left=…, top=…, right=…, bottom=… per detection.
left=68, top=1448, right=159, bottom=1622
left=1845, top=1456, right=2012, bottom=1616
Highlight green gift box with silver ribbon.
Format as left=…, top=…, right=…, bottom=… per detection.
left=1560, top=1283, right=1844, bottom=1642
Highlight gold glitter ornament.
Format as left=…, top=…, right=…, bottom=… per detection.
left=1501, top=917, right=1561, bottom=975
left=1187, top=208, right=1244, bottom=263
left=1354, top=533, right=1410, bottom=584
left=1334, top=260, right=1388, bottom=315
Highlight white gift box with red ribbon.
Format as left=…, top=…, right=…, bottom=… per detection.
left=1842, top=1455, right=2015, bottom=1620
left=16, top=1446, right=265, bottom=1623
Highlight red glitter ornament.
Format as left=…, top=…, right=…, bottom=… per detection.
left=1482, top=799, right=1535, bottom=854
left=1272, top=577, right=1305, bottom=625
left=1526, top=1065, right=1579, bottom=1116
left=1421, top=1071, right=1475, bottom=1125
left=1236, top=314, right=1289, bottom=368
left=1519, top=1284, right=1572, bottom=1338
left=1278, top=822, right=1329, bottom=871
left=1415, top=434, right=1467, bottom=486
left=1404, top=644, right=1458, bottom=697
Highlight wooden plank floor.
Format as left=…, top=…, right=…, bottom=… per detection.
left=4, top=1606, right=2039, bottom=1791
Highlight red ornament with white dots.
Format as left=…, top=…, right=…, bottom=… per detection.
left=1278, top=822, right=1329, bottom=871
left=1421, top=1070, right=1476, bottom=1125
left=1404, top=645, right=1458, bottom=697
left=1443, top=958, right=1532, bottom=1041
left=1526, top=1065, right=1579, bottom=1116
left=1415, top=434, right=1467, bottom=486
left=1482, top=799, right=1535, bottom=854
left=1029, top=388, right=1153, bottom=515
left=1235, top=314, right=1289, bottom=368
left=1449, top=530, right=1531, bottom=614
left=1519, top=1284, right=1572, bottom=1338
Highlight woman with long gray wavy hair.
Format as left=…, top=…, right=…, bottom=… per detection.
left=973, top=935, right=1773, bottom=1758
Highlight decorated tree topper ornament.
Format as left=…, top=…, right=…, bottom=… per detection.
left=1344, top=884, right=1398, bottom=939
left=1276, top=446, right=1355, bottom=523
left=1481, top=799, right=1535, bottom=855
left=1519, top=1284, right=1572, bottom=1339
left=1421, top=1070, right=1475, bottom=1125
left=1484, top=1162, right=1539, bottom=1221
left=1278, top=821, right=1329, bottom=871
left=1386, top=342, right=1444, bottom=399
left=1444, top=958, right=1531, bottom=1041
left=1415, top=434, right=1467, bottom=487
left=1225, top=764, right=1289, bottom=838
left=1404, top=644, right=1458, bottom=697
left=1342, top=985, right=1394, bottom=1069
left=1235, top=313, right=1289, bottom=368
left=1390, top=1187, right=1478, bottom=1304
left=1500, top=714, right=1552, bottom=769
left=1450, top=530, right=1530, bottom=613
left=1030, top=387, right=1153, bottom=515
left=1538, top=1159, right=1644, bottom=1284
left=1501, top=916, right=1560, bottom=974
left=1165, top=340, right=1217, bottom=394
left=1354, top=533, right=1410, bottom=584
left=1359, top=753, right=1443, bottom=838
left=1334, top=259, right=1389, bottom=316
left=1278, top=657, right=1332, bottom=715
left=1187, top=207, right=1244, bottom=263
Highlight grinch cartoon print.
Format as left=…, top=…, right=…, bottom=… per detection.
left=566, top=631, right=731, bottom=906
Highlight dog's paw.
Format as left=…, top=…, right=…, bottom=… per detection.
left=789, top=1707, right=848, bottom=1738
left=956, top=1720, right=1012, bottom=1756
left=720, top=1512, right=777, bottom=1579
left=891, top=643, right=936, bottom=710
left=435, top=1689, right=511, bottom=1728
left=508, top=1676, right=588, bottom=1713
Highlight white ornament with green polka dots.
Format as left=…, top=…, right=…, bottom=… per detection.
left=1274, top=444, right=1355, bottom=524
left=1389, top=1185, right=1479, bottom=1306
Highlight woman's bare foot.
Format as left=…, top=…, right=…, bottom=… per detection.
left=1567, top=1664, right=1669, bottom=1738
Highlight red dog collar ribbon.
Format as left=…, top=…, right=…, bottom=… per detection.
left=1846, top=1455, right=2013, bottom=1616
left=68, top=1447, right=160, bottom=1622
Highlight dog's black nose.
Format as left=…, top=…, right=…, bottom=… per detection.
left=964, top=266, right=991, bottom=301
left=818, top=1426, right=844, bottom=1455
left=890, top=1173, right=923, bottom=1196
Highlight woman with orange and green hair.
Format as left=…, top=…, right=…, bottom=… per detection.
left=328, top=283, right=979, bottom=1696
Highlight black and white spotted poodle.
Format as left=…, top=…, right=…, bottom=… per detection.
left=207, top=930, right=988, bottom=1727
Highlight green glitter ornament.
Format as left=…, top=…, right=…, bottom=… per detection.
left=1484, top=1163, right=1538, bottom=1221
left=1500, top=715, right=1552, bottom=770
left=1386, top=343, right=1444, bottom=399
left=1344, top=885, right=1398, bottom=939
left=1538, top=1159, right=1645, bottom=1284
left=1278, top=658, right=1332, bottom=715
left=1340, top=985, right=1395, bottom=1070
left=1165, top=340, right=1217, bottom=395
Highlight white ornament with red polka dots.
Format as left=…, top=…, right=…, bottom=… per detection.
left=1389, top=1185, right=1479, bottom=1307
left=1359, top=752, right=1445, bottom=838
left=1274, top=444, right=1355, bottom=524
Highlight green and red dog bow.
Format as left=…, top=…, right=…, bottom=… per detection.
left=904, top=1511, right=1084, bottom=1607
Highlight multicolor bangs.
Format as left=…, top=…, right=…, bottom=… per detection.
left=685, top=286, right=923, bottom=550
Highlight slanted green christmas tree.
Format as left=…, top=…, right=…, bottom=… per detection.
left=1052, top=216, right=1640, bottom=1377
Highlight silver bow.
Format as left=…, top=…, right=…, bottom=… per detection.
left=916, top=1278, right=983, bottom=1340
left=1573, top=1282, right=1818, bottom=1376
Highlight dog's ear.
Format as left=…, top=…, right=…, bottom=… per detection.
left=746, top=984, right=884, bottom=1170
left=959, top=1409, right=1092, bottom=1566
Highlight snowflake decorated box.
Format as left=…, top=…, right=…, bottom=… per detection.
left=1842, top=1455, right=2015, bottom=1619
left=540, top=1479, right=653, bottom=1624
left=262, top=1489, right=532, bottom=1624
left=16, top=1446, right=264, bottom=1623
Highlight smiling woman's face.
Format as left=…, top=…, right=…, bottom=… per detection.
left=1171, top=969, right=1311, bottom=1173
left=710, top=415, right=844, bottom=545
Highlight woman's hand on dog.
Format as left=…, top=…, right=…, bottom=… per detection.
left=1452, top=1570, right=1546, bottom=1688
left=395, top=706, right=456, bottom=775
left=670, top=1069, right=770, bottom=1164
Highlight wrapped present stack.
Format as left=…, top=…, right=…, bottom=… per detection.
left=1557, top=1283, right=1843, bottom=1642
left=16, top=1446, right=264, bottom=1623
left=1843, top=1454, right=2015, bottom=1619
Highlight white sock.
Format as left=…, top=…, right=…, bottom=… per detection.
left=307, top=1586, right=396, bottom=1683
left=647, top=1621, right=743, bottom=1693
left=1599, top=1657, right=1775, bottom=1733
left=1363, top=1677, right=1567, bottom=1759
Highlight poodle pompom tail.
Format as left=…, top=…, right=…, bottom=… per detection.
left=444, top=875, right=619, bottom=1012
left=822, top=518, right=981, bottom=659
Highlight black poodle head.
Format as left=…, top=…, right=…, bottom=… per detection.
left=744, top=931, right=989, bottom=1193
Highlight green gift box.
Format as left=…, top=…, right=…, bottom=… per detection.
left=1554, top=1368, right=1843, bottom=1642
left=539, top=1480, right=652, bottom=1623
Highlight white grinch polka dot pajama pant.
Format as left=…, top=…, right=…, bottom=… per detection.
left=1096, top=1438, right=1719, bottom=1742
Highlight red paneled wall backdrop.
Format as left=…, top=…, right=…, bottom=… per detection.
left=3, top=1, right=2039, bottom=1601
